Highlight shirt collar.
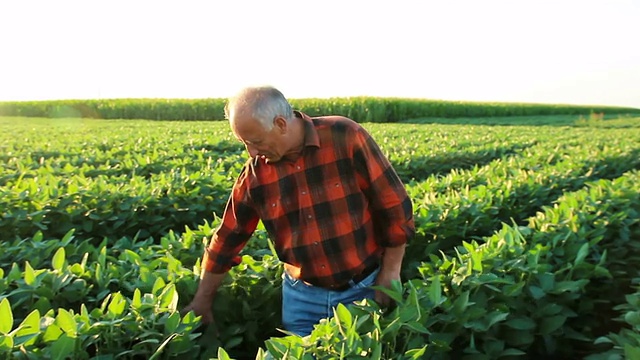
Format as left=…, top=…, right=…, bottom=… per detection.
left=294, top=110, right=320, bottom=149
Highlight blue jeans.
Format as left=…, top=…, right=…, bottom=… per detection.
left=281, top=267, right=380, bottom=337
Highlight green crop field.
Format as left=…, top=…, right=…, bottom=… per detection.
left=1, top=114, right=640, bottom=360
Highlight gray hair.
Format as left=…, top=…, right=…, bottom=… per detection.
left=225, top=86, right=294, bottom=130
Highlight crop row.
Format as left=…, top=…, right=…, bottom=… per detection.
left=0, top=220, right=281, bottom=359
left=0, top=120, right=536, bottom=241
left=1, top=169, right=638, bottom=359
left=2, top=117, right=640, bottom=359
left=3, top=119, right=638, bottom=244
left=1, top=96, right=639, bottom=123
left=404, top=131, right=640, bottom=272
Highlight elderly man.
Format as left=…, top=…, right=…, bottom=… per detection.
left=182, top=86, right=415, bottom=337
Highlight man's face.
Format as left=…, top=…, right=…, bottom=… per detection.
left=230, top=112, right=287, bottom=163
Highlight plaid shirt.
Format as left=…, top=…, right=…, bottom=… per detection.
left=203, top=111, right=414, bottom=288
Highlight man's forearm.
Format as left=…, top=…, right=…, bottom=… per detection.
left=380, top=244, right=406, bottom=274
left=374, top=244, right=406, bottom=306
left=194, top=271, right=226, bottom=301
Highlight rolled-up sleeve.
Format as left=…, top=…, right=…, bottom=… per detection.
left=203, top=166, right=259, bottom=273
left=352, top=127, right=415, bottom=248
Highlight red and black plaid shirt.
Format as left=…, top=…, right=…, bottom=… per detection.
left=203, top=111, right=414, bottom=287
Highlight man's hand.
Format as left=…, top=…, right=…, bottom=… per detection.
left=181, top=271, right=226, bottom=325
left=374, top=244, right=406, bottom=307
left=374, top=267, right=400, bottom=307
left=180, top=297, right=214, bottom=324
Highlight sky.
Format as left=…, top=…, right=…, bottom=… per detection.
left=1, top=0, right=639, bottom=108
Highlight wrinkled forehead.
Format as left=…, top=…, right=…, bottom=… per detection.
left=230, top=112, right=265, bottom=141
left=227, top=100, right=251, bottom=122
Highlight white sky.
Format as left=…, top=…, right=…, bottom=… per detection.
left=1, top=0, right=639, bottom=108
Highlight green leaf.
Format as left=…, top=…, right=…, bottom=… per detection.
left=14, top=309, right=40, bottom=347
left=403, top=321, right=430, bottom=334
left=265, top=338, right=288, bottom=356
left=152, top=277, right=166, bottom=296
left=594, top=265, right=612, bottom=279
left=123, top=249, right=142, bottom=265
left=371, top=284, right=403, bottom=304
left=98, top=245, right=107, bottom=268
left=217, top=347, right=232, bottom=360
left=539, top=315, right=566, bottom=335
left=453, top=290, right=470, bottom=314
left=334, top=303, right=353, bottom=329
left=486, top=311, right=509, bottom=328
left=405, top=345, right=427, bottom=359
left=42, top=323, right=63, bottom=343
left=24, top=262, right=35, bottom=286
left=164, top=312, right=180, bottom=334
left=593, top=336, right=614, bottom=345
left=624, top=343, right=640, bottom=360
left=0, top=335, right=14, bottom=351
left=483, top=339, right=505, bottom=356
left=55, top=309, right=77, bottom=337
left=180, top=310, right=200, bottom=327
left=553, top=280, right=587, bottom=293
left=107, top=293, right=126, bottom=318
left=381, top=317, right=402, bottom=338
left=624, top=311, right=640, bottom=326
left=574, top=243, right=589, bottom=266
left=132, top=288, right=142, bottom=308
left=224, top=336, right=243, bottom=349
left=0, top=298, right=13, bottom=334
left=503, top=281, right=525, bottom=296
left=149, top=333, right=178, bottom=360
left=537, top=273, right=555, bottom=292
left=371, top=342, right=382, bottom=359
left=505, top=316, right=536, bottom=330
left=539, top=303, right=563, bottom=317
left=80, top=304, right=90, bottom=321
left=471, top=250, right=483, bottom=272
left=429, top=276, right=442, bottom=306
left=52, top=247, right=66, bottom=271
left=159, top=284, right=178, bottom=311
left=462, top=241, right=475, bottom=254
left=500, top=348, right=527, bottom=356
left=528, top=285, right=545, bottom=300
left=8, top=264, right=21, bottom=282
left=399, top=306, right=418, bottom=323
left=51, top=334, right=76, bottom=360
left=60, top=229, right=76, bottom=246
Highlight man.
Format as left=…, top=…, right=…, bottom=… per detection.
left=182, top=86, right=414, bottom=337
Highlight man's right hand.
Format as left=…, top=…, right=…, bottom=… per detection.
left=181, top=297, right=214, bottom=324
left=180, top=271, right=226, bottom=325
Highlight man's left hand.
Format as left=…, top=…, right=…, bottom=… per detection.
left=374, top=267, right=400, bottom=307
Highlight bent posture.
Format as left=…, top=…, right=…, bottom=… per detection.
left=182, top=86, right=415, bottom=336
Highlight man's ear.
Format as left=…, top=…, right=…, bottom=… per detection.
left=273, top=116, right=288, bottom=133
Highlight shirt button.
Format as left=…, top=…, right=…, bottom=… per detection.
left=314, top=241, right=319, bottom=245
left=301, top=191, right=307, bottom=195
left=307, top=215, right=312, bottom=219
left=271, top=203, right=276, bottom=207
left=296, top=166, right=301, bottom=170
left=321, top=265, right=325, bottom=269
